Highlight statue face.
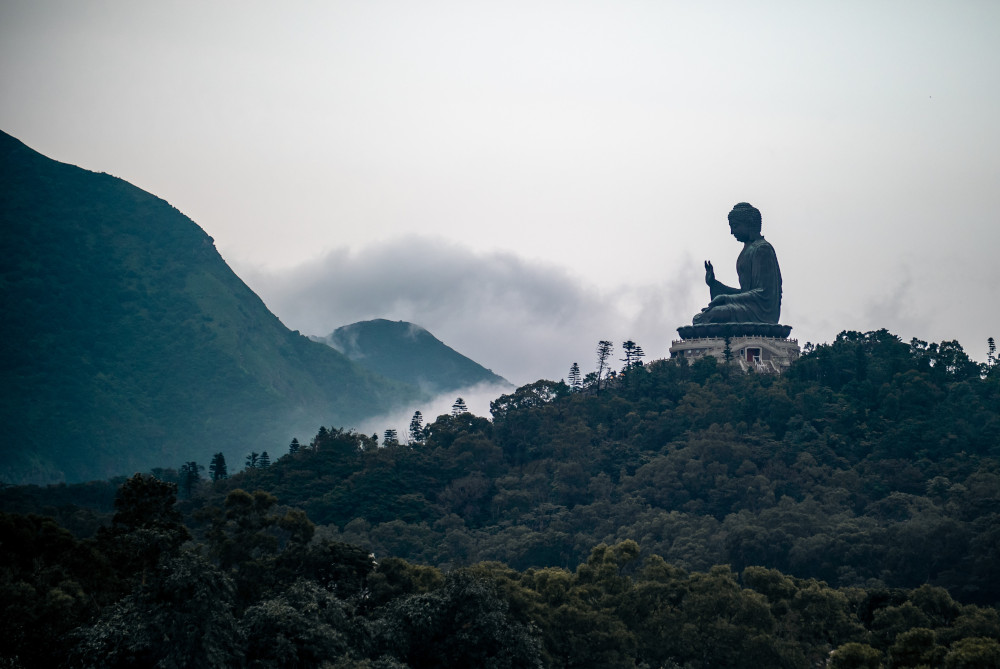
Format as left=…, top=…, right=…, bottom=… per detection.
left=728, top=217, right=755, bottom=243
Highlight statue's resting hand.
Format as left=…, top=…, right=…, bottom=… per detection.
left=704, top=260, right=715, bottom=285
left=709, top=294, right=731, bottom=307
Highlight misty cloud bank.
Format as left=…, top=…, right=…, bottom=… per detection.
left=237, top=237, right=702, bottom=386
left=355, top=380, right=515, bottom=445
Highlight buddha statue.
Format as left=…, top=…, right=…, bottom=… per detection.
left=693, top=202, right=782, bottom=325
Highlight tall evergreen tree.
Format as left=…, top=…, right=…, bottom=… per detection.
left=288, top=438, right=300, bottom=455
left=621, top=340, right=637, bottom=370
left=259, top=451, right=271, bottom=468
left=383, top=429, right=399, bottom=447
left=245, top=452, right=259, bottom=470
left=568, top=362, right=582, bottom=391
left=209, top=452, right=228, bottom=481
left=596, top=340, right=613, bottom=391
left=409, top=411, right=425, bottom=444
left=179, top=461, right=203, bottom=497
left=451, top=397, right=469, bottom=416
left=722, top=336, right=734, bottom=378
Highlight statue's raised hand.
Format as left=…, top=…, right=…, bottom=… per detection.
left=704, top=260, right=715, bottom=285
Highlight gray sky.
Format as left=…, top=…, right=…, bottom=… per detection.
left=3, top=1, right=998, bottom=386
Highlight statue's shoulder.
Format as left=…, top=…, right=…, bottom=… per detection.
left=749, top=237, right=776, bottom=253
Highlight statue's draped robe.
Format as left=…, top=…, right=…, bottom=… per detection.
left=694, top=237, right=782, bottom=324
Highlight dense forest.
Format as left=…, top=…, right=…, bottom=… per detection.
left=3, top=330, right=1000, bottom=667
left=0, top=129, right=421, bottom=484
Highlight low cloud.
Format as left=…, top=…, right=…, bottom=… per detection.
left=237, top=236, right=702, bottom=386
left=356, top=381, right=515, bottom=443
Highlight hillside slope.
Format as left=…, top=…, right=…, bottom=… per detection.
left=314, top=319, right=510, bottom=393
left=182, top=331, right=999, bottom=603
left=0, top=130, right=420, bottom=484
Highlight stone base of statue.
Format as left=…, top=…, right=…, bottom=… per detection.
left=669, top=323, right=800, bottom=373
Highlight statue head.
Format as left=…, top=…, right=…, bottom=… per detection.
left=728, top=202, right=761, bottom=231
left=728, top=202, right=762, bottom=242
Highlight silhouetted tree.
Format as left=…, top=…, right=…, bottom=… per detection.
left=568, top=362, right=582, bottom=391
left=621, top=340, right=645, bottom=371
left=383, top=429, right=399, bottom=447
left=179, top=461, right=203, bottom=497
left=451, top=397, right=469, bottom=416
left=245, top=452, right=259, bottom=470
left=209, top=452, right=228, bottom=481
left=596, top=340, right=613, bottom=391
left=95, top=473, right=191, bottom=585
left=722, top=336, right=734, bottom=378
left=288, top=438, right=300, bottom=455
left=259, top=451, right=271, bottom=468
left=621, top=340, right=637, bottom=370
left=409, top=411, right=425, bottom=444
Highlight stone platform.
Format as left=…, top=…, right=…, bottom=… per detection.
left=676, top=322, right=792, bottom=340
left=669, top=331, right=800, bottom=373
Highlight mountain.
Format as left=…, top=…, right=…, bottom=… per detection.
left=0, top=130, right=422, bottom=484
left=312, top=319, right=510, bottom=394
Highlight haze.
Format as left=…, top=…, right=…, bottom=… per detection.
left=2, top=1, right=997, bottom=385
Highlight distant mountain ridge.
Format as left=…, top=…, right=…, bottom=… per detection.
left=0, top=130, right=422, bottom=484
left=313, top=319, right=510, bottom=394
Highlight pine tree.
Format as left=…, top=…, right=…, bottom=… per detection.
left=259, top=451, right=271, bottom=468
left=288, top=438, right=300, bottom=455
left=633, top=344, right=645, bottom=366
left=383, top=429, right=399, bottom=447
left=621, top=340, right=637, bottom=370
left=988, top=337, right=997, bottom=368
left=596, top=340, right=613, bottom=391
left=452, top=397, right=469, bottom=416
left=568, top=362, right=582, bottom=391
left=208, top=452, right=228, bottom=481
left=245, top=452, right=259, bottom=470
left=722, top=336, right=733, bottom=378
left=409, top=411, right=425, bottom=444
left=179, top=461, right=203, bottom=497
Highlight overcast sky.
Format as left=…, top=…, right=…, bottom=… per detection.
left=3, top=1, right=998, bottom=386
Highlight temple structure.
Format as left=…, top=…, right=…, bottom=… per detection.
left=668, top=203, right=800, bottom=373
left=669, top=331, right=801, bottom=372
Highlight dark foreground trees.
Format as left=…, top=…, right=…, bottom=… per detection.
left=4, top=329, right=1000, bottom=666
left=4, top=478, right=1000, bottom=667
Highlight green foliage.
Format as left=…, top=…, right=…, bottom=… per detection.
left=0, top=512, right=116, bottom=665
left=241, top=579, right=356, bottom=668
left=317, top=318, right=509, bottom=393
left=451, top=396, right=469, bottom=416
left=6, top=328, right=1000, bottom=665
left=373, top=570, right=542, bottom=668
left=0, top=130, right=421, bottom=484
left=409, top=410, right=426, bottom=444
left=179, top=460, right=203, bottom=497
left=208, top=452, right=228, bottom=481
left=172, top=331, right=999, bottom=610
left=829, top=642, right=883, bottom=669
left=71, top=551, right=241, bottom=669
left=944, top=637, right=1000, bottom=668
left=95, top=473, right=190, bottom=585
left=568, top=362, right=582, bottom=390
left=6, top=468, right=1000, bottom=667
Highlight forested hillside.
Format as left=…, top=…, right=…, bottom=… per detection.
left=0, top=130, right=421, bottom=484
left=3, top=329, right=998, bottom=667
left=313, top=319, right=510, bottom=393
left=172, top=330, right=996, bottom=601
